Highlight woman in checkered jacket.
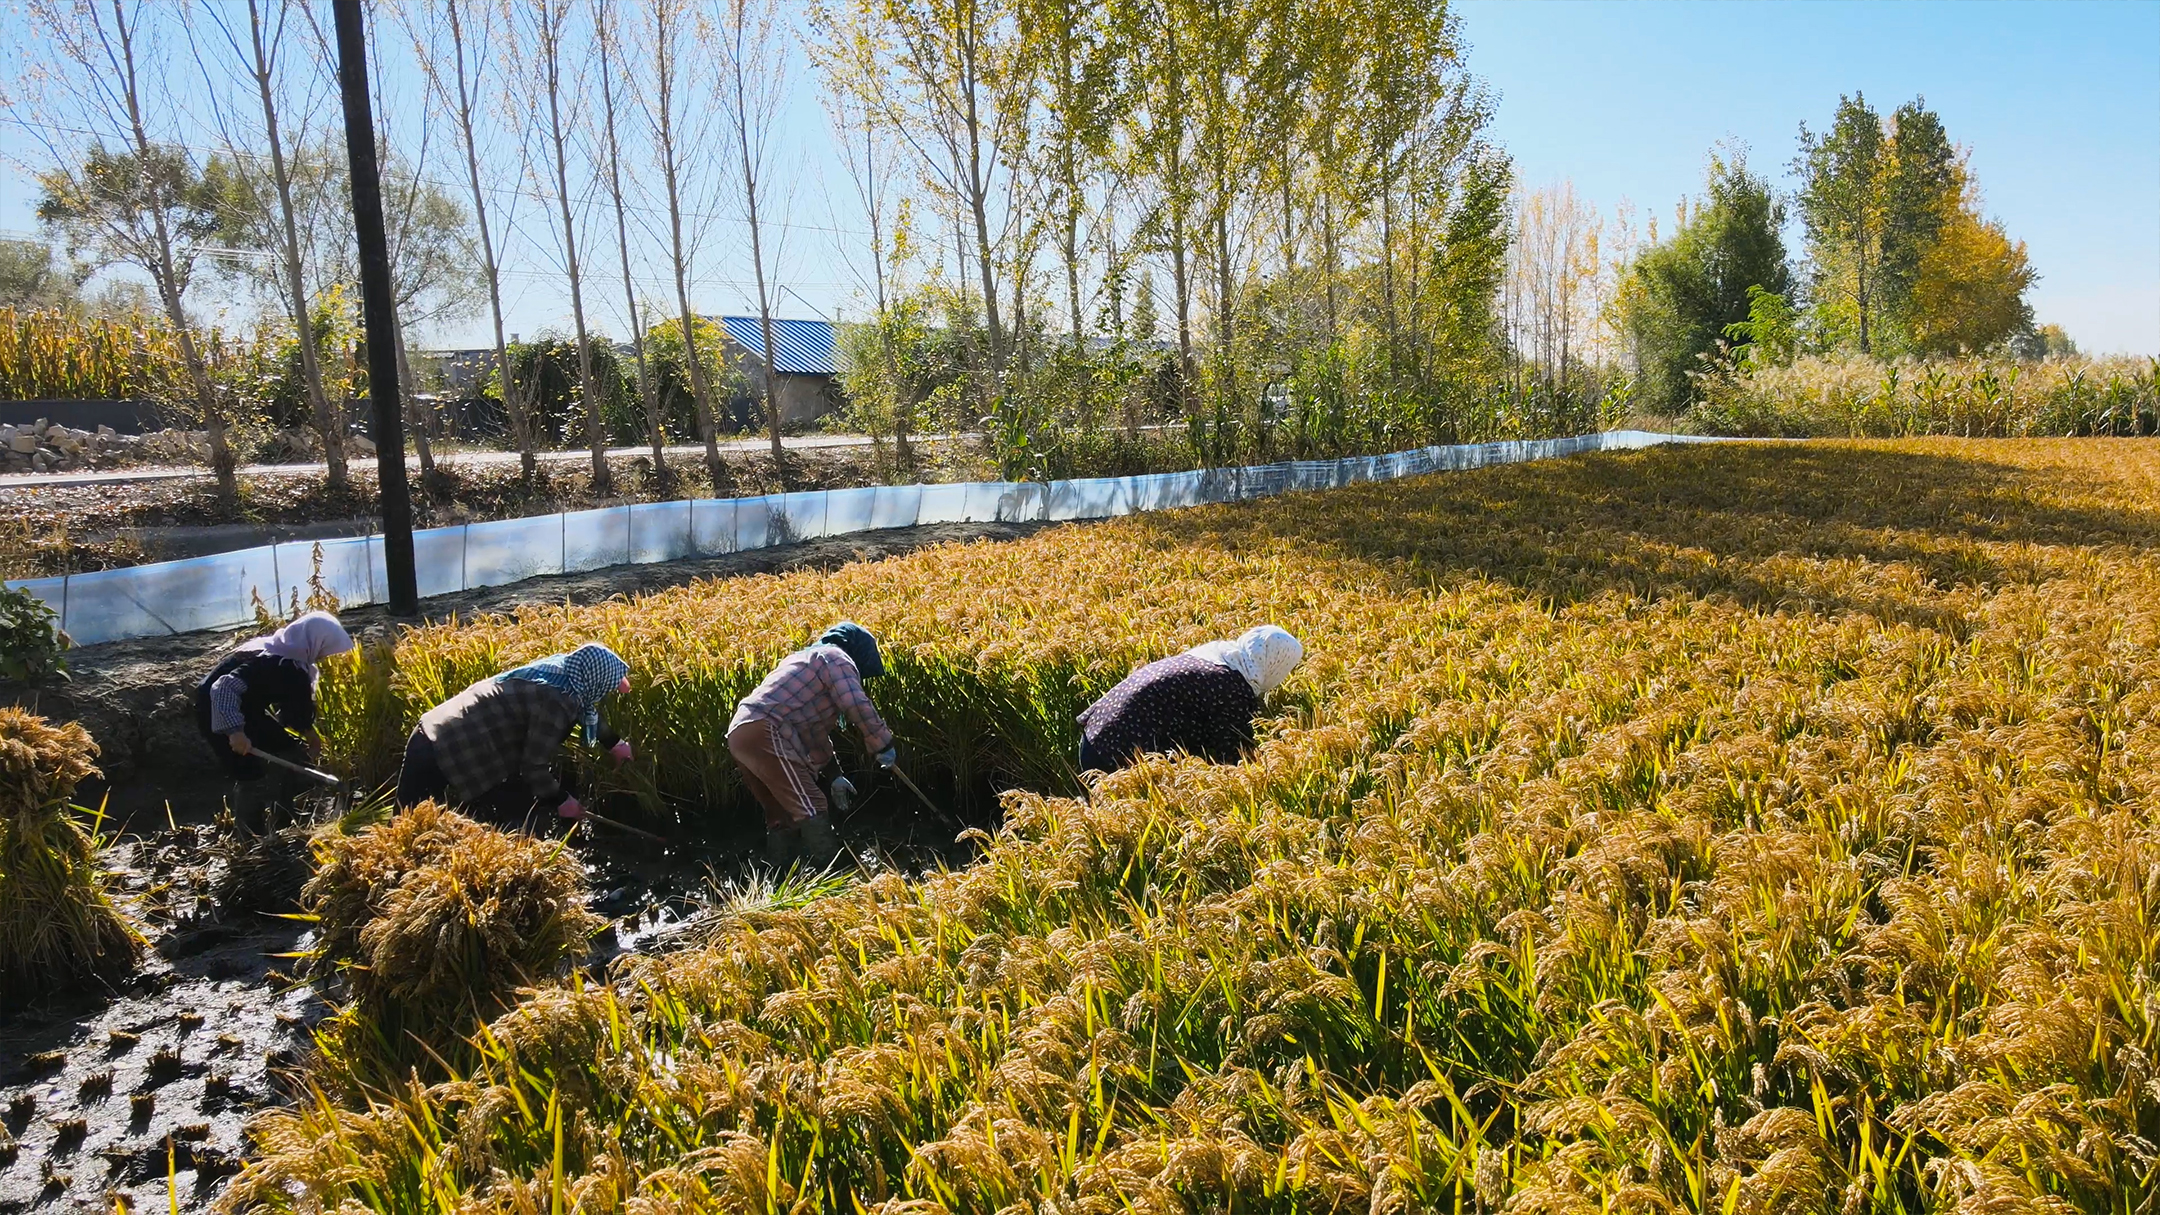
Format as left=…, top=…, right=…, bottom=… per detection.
left=395, top=643, right=636, bottom=829
left=727, top=622, right=897, bottom=869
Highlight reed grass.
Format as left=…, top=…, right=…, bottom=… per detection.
left=1693, top=353, right=2159, bottom=438
left=228, top=438, right=2160, bottom=1212
left=0, top=709, right=140, bottom=1003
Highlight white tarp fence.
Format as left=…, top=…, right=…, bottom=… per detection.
left=8, top=430, right=1712, bottom=647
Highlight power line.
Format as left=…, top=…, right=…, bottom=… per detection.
left=0, top=113, right=882, bottom=244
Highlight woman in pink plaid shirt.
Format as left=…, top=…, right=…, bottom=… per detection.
left=727, top=622, right=896, bottom=868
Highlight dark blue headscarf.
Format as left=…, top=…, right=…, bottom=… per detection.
left=818, top=622, right=885, bottom=678
left=499, top=643, right=629, bottom=744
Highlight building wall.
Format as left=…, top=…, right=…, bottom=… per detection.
left=718, top=335, right=842, bottom=428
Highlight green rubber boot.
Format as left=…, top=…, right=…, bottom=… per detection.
left=764, top=822, right=804, bottom=872
left=799, top=814, right=840, bottom=868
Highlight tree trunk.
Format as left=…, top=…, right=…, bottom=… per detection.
left=391, top=319, right=434, bottom=482
left=959, top=40, right=1005, bottom=386
left=245, top=0, right=344, bottom=491
left=729, top=50, right=784, bottom=465
left=596, top=0, right=665, bottom=482
left=113, top=1, right=234, bottom=500
left=660, top=153, right=724, bottom=490
left=1214, top=202, right=1235, bottom=420
left=537, top=1, right=609, bottom=495
left=651, top=2, right=725, bottom=491
left=439, top=0, right=534, bottom=483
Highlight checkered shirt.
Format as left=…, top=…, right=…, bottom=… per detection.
left=420, top=677, right=578, bottom=805
left=728, top=644, right=893, bottom=770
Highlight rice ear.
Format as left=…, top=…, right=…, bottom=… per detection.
left=0, top=708, right=140, bottom=1002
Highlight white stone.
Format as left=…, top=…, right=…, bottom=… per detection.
left=9, top=434, right=37, bottom=454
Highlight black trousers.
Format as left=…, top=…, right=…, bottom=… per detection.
left=396, top=727, right=563, bottom=829
left=1078, top=735, right=1121, bottom=775
left=208, top=735, right=310, bottom=832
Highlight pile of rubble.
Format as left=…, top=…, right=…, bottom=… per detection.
left=260, top=426, right=378, bottom=463
left=0, top=420, right=376, bottom=474
left=0, top=418, right=192, bottom=473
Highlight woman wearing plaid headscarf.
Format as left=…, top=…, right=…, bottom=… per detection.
left=395, top=643, right=636, bottom=828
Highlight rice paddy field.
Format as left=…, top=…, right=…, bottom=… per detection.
left=236, top=438, right=2160, bottom=1212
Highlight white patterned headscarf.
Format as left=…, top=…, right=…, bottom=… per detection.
left=1186, top=625, right=1303, bottom=699
left=256, top=611, right=354, bottom=681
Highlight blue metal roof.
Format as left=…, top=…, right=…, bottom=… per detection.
left=718, top=315, right=835, bottom=376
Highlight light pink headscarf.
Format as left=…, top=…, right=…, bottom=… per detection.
left=256, top=610, right=354, bottom=679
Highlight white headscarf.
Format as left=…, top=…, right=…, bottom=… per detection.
left=1186, top=625, right=1303, bottom=699
left=256, top=610, right=354, bottom=679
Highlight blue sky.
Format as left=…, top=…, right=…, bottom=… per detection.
left=2, top=1, right=2154, bottom=355
left=1461, top=0, right=2160, bottom=355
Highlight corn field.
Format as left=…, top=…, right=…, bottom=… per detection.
left=231, top=438, right=2160, bottom=1212
left=1691, top=353, right=2160, bottom=438
left=0, top=307, right=187, bottom=403
left=0, top=307, right=296, bottom=431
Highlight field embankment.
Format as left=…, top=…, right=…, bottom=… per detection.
left=239, top=438, right=2159, bottom=1212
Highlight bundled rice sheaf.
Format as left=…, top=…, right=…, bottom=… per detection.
left=224, top=440, right=2160, bottom=1214
left=302, top=801, right=605, bottom=1073
left=0, top=708, right=140, bottom=1003
left=212, top=824, right=315, bottom=914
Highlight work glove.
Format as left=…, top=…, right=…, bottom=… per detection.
left=830, top=775, right=857, bottom=813
left=557, top=795, right=584, bottom=820
left=609, top=739, right=634, bottom=763
left=227, top=732, right=253, bottom=756
left=875, top=746, right=898, bottom=771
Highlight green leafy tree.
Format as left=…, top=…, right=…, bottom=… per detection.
left=1877, top=99, right=1956, bottom=348
left=1909, top=171, right=2036, bottom=355
left=1795, top=93, right=1888, bottom=354
left=495, top=337, right=639, bottom=448
left=1620, top=149, right=1791, bottom=412
left=37, top=141, right=239, bottom=495
left=0, top=241, right=81, bottom=311
left=644, top=316, right=748, bottom=443
left=1795, top=93, right=2017, bottom=359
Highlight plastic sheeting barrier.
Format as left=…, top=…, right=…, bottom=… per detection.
left=10, top=430, right=1713, bottom=646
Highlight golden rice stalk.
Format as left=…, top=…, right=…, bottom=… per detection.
left=0, top=708, right=141, bottom=1002
left=303, top=802, right=605, bottom=1073
left=221, top=440, right=2160, bottom=1212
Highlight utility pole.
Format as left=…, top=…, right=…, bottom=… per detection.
left=333, top=0, right=418, bottom=616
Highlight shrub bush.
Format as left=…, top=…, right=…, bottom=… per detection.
left=0, top=583, right=70, bottom=684
left=0, top=708, right=139, bottom=1003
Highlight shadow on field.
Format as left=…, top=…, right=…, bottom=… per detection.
left=1134, top=442, right=2158, bottom=620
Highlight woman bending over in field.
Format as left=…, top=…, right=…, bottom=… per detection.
left=727, top=622, right=897, bottom=870
left=196, top=610, right=354, bottom=833
left=396, top=642, right=635, bottom=829
left=1077, top=625, right=1304, bottom=774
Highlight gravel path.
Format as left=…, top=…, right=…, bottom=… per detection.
left=0, top=433, right=916, bottom=491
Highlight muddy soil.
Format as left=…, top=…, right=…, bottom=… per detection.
left=2, top=520, right=1048, bottom=1212
left=1, top=793, right=991, bottom=1214
left=0, top=827, right=319, bottom=1215
left=1, top=519, right=1050, bottom=830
